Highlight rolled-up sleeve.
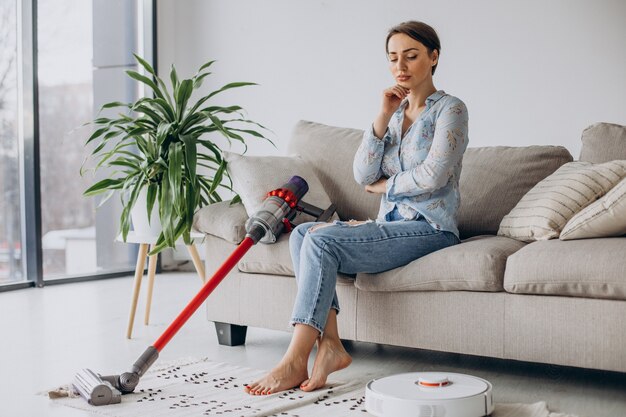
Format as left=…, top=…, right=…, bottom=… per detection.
left=386, top=100, right=468, bottom=201
left=353, top=125, right=389, bottom=185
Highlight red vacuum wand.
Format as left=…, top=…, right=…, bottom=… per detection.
left=153, top=236, right=255, bottom=352
left=72, top=175, right=338, bottom=405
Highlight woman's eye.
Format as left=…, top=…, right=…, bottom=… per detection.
left=407, top=55, right=417, bottom=60
left=389, top=58, right=397, bottom=63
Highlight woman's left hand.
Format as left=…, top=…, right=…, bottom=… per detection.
left=365, top=178, right=388, bottom=194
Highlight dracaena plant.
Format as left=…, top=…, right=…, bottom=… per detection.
left=82, top=54, right=269, bottom=253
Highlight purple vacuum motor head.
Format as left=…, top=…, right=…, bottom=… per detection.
left=283, top=175, right=309, bottom=200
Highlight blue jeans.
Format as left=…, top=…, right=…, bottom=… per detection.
left=288, top=214, right=460, bottom=333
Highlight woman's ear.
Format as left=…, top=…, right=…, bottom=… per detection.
left=431, top=50, right=439, bottom=66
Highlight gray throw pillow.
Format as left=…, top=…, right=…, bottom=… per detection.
left=223, top=151, right=336, bottom=225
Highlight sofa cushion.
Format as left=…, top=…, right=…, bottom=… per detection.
left=288, top=120, right=381, bottom=221
left=237, top=233, right=294, bottom=276
left=560, top=177, right=626, bottom=240
left=354, top=235, right=525, bottom=292
left=223, top=151, right=336, bottom=225
left=504, top=238, right=626, bottom=300
left=193, top=200, right=248, bottom=244
left=237, top=233, right=356, bottom=284
left=457, top=146, right=572, bottom=238
left=579, top=122, right=626, bottom=163
left=498, top=160, right=626, bottom=242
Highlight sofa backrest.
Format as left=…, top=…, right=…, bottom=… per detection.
left=288, top=120, right=573, bottom=237
left=457, top=146, right=572, bottom=238
left=579, top=122, right=626, bottom=163
left=289, top=120, right=380, bottom=221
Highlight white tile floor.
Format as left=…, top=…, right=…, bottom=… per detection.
left=1, top=272, right=625, bottom=417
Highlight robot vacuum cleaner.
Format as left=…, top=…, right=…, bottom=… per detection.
left=365, top=372, right=494, bottom=417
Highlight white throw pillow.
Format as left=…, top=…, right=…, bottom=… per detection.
left=498, top=160, right=626, bottom=242
left=223, top=151, right=336, bottom=225
left=560, top=177, right=626, bottom=240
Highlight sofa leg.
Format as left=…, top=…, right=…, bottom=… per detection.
left=214, top=322, right=248, bottom=346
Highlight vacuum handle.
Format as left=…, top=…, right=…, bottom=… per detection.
left=298, top=202, right=336, bottom=223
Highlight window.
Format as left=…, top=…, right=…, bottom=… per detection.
left=37, top=0, right=99, bottom=278
left=0, top=0, right=23, bottom=285
left=37, top=0, right=154, bottom=281
left=0, top=0, right=155, bottom=289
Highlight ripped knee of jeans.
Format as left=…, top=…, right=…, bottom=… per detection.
left=307, top=223, right=335, bottom=233
left=347, top=219, right=373, bottom=225
left=308, top=219, right=374, bottom=233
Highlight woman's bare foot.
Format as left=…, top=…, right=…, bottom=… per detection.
left=245, top=355, right=309, bottom=395
left=299, top=337, right=352, bottom=392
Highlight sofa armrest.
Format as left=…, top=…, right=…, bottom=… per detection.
left=193, top=200, right=248, bottom=244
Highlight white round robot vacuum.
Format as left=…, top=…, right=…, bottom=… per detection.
left=365, top=372, right=494, bottom=417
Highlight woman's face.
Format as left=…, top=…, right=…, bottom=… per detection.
left=387, top=33, right=438, bottom=91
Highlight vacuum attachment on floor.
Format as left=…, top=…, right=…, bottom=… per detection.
left=73, top=368, right=122, bottom=406
left=72, top=345, right=160, bottom=405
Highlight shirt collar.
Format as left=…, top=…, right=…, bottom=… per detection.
left=398, top=90, right=446, bottom=113
left=426, top=89, right=446, bottom=104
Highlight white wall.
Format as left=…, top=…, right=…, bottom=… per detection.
left=158, top=0, right=626, bottom=158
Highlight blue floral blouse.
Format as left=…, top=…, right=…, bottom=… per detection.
left=353, top=90, right=469, bottom=237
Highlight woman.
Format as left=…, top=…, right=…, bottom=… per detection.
left=245, top=20, right=468, bottom=396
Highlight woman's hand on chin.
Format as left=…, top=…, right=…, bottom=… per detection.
left=365, top=178, right=388, bottom=194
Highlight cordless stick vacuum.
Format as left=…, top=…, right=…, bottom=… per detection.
left=73, top=175, right=336, bottom=406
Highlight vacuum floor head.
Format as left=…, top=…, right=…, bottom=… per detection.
left=73, top=369, right=122, bottom=406
left=365, top=372, right=494, bottom=417
left=72, top=346, right=157, bottom=406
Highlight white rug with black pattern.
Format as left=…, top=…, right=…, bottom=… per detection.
left=48, top=358, right=579, bottom=417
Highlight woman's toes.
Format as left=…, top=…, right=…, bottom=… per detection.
left=245, top=383, right=256, bottom=393
left=246, top=380, right=278, bottom=395
left=300, top=378, right=323, bottom=392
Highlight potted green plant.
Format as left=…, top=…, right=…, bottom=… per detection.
left=81, top=54, right=268, bottom=253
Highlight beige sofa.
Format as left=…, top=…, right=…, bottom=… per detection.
left=194, top=121, right=626, bottom=373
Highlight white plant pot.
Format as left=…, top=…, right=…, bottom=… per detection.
left=130, top=188, right=162, bottom=238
